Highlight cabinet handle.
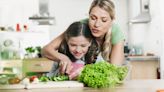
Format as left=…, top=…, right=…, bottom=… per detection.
left=34, top=64, right=43, bottom=67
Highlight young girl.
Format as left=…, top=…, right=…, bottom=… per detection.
left=47, top=21, right=98, bottom=79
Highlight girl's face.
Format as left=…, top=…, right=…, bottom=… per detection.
left=67, top=36, right=91, bottom=59
left=89, top=6, right=113, bottom=39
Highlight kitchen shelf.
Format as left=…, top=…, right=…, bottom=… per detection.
left=29, top=17, right=54, bottom=20
left=0, top=72, right=16, bottom=75
left=0, top=31, right=46, bottom=34
left=29, top=17, right=55, bottom=25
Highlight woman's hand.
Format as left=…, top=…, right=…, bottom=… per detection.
left=59, top=54, right=73, bottom=74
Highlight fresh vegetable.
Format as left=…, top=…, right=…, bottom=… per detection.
left=39, top=75, right=69, bottom=82
left=29, top=76, right=38, bottom=82
left=78, top=61, right=128, bottom=88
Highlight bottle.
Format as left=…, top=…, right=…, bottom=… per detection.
left=16, top=23, right=21, bottom=32
left=129, top=47, right=136, bottom=56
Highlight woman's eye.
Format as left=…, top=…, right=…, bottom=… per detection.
left=102, top=19, right=107, bottom=22
left=90, top=16, right=96, bottom=20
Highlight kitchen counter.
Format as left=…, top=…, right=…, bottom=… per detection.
left=0, top=79, right=164, bottom=92
left=126, top=56, right=160, bottom=61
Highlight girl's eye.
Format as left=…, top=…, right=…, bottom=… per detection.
left=70, top=44, right=76, bottom=47
left=81, top=45, right=87, bottom=47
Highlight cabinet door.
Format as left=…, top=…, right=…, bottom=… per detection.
left=23, top=58, right=53, bottom=76
left=130, top=61, right=159, bottom=79
left=0, top=60, right=22, bottom=78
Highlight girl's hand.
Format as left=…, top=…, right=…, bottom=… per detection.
left=59, top=54, right=73, bottom=74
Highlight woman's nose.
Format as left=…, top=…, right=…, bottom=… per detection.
left=94, top=20, right=101, bottom=27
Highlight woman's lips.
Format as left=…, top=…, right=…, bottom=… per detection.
left=92, top=29, right=99, bottom=33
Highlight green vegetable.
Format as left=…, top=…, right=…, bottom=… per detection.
left=78, top=61, right=128, bottom=88
left=39, top=76, right=49, bottom=82
left=39, top=75, right=69, bottom=82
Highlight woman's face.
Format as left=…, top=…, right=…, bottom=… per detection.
left=89, top=6, right=113, bottom=39
left=67, top=36, right=91, bottom=59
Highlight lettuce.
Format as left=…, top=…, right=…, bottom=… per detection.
left=78, top=61, right=128, bottom=88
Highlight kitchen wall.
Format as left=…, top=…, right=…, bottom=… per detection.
left=128, top=0, right=164, bottom=78
left=0, top=0, right=38, bottom=26
left=0, top=0, right=50, bottom=58
left=128, top=0, right=162, bottom=56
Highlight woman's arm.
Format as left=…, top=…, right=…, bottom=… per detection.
left=42, top=33, right=64, bottom=61
left=42, top=32, right=73, bottom=74
left=110, top=40, right=124, bottom=65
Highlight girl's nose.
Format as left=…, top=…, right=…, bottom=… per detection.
left=75, top=46, right=81, bottom=52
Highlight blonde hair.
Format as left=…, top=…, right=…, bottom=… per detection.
left=89, top=0, right=115, bottom=61
left=89, top=0, right=115, bottom=20
left=102, top=29, right=112, bottom=61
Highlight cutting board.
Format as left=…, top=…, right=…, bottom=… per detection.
left=0, top=84, right=25, bottom=89
left=26, top=81, right=84, bottom=89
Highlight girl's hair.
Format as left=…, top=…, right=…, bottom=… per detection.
left=89, top=0, right=115, bottom=61
left=58, top=22, right=99, bottom=64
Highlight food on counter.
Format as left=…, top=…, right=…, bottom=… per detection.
left=32, top=77, right=39, bottom=84
left=78, top=61, right=128, bottom=88
left=22, top=78, right=30, bottom=85
left=29, top=76, right=38, bottom=82
left=8, top=77, right=21, bottom=84
left=39, top=75, right=69, bottom=82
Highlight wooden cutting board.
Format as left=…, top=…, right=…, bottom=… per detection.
left=0, top=84, right=25, bottom=89
left=26, top=81, right=84, bottom=89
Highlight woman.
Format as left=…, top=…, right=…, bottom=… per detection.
left=42, top=0, right=125, bottom=74
left=46, top=21, right=98, bottom=78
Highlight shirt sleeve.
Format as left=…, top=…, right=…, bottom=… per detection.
left=111, top=24, right=125, bottom=45
left=79, top=18, right=89, bottom=24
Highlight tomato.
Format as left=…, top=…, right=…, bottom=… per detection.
left=30, top=76, right=37, bottom=82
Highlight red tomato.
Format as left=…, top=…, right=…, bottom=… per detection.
left=30, top=76, right=37, bottom=82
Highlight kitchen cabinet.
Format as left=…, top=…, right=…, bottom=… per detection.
left=22, top=58, right=53, bottom=77
left=0, top=58, right=54, bottom=79
left=127, top=56, right=160, bottom=79
left=0, top=59, right=22, bottom=78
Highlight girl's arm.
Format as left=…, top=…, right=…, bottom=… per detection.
left=110, top=40, right=124, bottom=65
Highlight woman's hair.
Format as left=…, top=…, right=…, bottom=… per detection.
left=89, top=0, right=115, bottom=61
left=89, top=0, right=115, bottom=20
left=58, top=22, right=99, bottom=64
